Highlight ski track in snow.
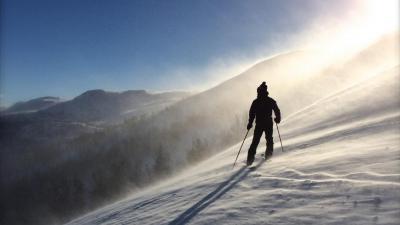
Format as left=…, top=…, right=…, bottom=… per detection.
left=66, top=72, right=400, bottom=225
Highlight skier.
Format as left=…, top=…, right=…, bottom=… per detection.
left=246, top=82, right=281, bottom=166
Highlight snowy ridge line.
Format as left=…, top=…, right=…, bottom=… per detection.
left=281, top=111, right=400, bottom=147
left=281, top=65, right=399, bottom=125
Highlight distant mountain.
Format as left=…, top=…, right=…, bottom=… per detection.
left=0, top=90, right=190, bottom=142
left=2, top=96, right=62, bottom=115
left=40, top=89, right=189, bottom=123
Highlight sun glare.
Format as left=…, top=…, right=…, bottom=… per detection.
left=308, top=0, right=399, bottom=58
left=363, top=0, right=399, bottom=35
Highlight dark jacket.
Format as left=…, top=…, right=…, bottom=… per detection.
left=248, top=94, right=281, bottom=126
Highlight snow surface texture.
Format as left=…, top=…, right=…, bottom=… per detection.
left=66, top=68, right=400, bottom=225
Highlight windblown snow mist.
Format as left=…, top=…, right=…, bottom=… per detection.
left=66, top=64, right=399, bottom=225
left=1, top=29, right=398, bottom=225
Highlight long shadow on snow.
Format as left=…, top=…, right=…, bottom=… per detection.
left=168, top=159, right=266, bottom=225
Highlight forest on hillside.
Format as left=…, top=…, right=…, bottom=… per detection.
left=1, top=107, right=247, bottom=225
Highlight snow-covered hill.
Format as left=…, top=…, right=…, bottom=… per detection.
left=65, top=69, right=400, bottom=223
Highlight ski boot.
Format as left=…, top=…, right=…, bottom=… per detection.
left=246, top=154, right=254, bottom=166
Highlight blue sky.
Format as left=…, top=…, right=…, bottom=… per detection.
left=1, top=0, right=354, bottom=106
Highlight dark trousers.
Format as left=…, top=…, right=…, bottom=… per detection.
left=247, top=121, right=274, bottom=160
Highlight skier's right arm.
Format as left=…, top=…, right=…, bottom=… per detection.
left=247, top=101, right=256, bottom=130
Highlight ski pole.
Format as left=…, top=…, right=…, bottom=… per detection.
left=275, top=122, right=284, bottom=152
left=232, top=129, right=250, bottom=169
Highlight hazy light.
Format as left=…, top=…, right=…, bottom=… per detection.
left=363, top=0, right=399, bottom=34
left=339, top=0, right=400, bottom=51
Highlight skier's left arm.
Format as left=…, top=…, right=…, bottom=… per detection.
left=273, top=101, right=281, bottom=123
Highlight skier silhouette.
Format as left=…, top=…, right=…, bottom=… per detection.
left=246, top=82, right=281, bottom=166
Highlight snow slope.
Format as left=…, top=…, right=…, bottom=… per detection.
left=65, top=65, right=399, bottom=224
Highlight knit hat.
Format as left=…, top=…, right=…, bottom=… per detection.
left=257, top=81, right=268, bottom=95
